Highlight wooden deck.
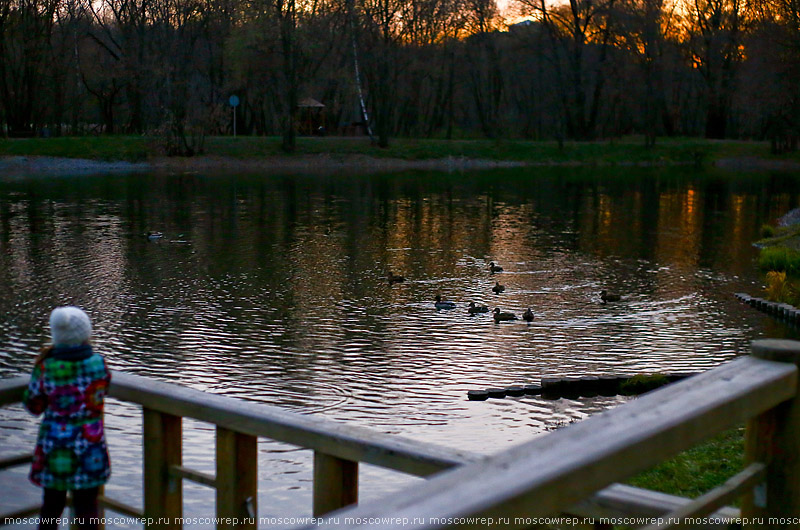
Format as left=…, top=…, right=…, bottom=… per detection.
left=3, top=339, right=800, bottom=529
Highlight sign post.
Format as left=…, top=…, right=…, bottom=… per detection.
left=229, top=95, right=240, bottom=137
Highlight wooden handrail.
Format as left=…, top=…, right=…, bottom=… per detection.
left=109, top=371, right=481, bottom=477
left=0, top=371, right=482, bottom=528
left=640, top=463, right=766, bottom=530
left=293, top=355, right=797, bottom=530
left=0, top=373, right=741, bottom=526
left=3, top=342, right=799, bottom=529
left=0, top=373, right=482, bottom=476
left=97, top=495, right=143, bottom=518
left=0, top=376, right=26, bottom=405
left=0, top=452, right=33, bottom=470
left=169, top=465, right=216, bottom=488
left=568, top=483, right=741, bottom=521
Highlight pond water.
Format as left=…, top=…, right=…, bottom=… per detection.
left=1, top=166, right=800, bottom=527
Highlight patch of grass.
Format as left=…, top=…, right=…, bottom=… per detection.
left=0, top=136, right=151, bottom=161
left=759, top=246, right=800, bottom=275
left=619, top=374, right=671, bottom=395
left=761, top=269, right=800, bottom=306
left=628, top=427, right=745, bottom=499
left=0, top=135, right=781, bottom=164
left=755, top=223, right=800, bottom=250
left=755, top=212, right=800, bottom=306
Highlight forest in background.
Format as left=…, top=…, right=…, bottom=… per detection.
left=1, top=0, right=799, bottom=153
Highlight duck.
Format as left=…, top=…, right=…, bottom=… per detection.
left=493, top=308, right=518, bottom=322
left=387, top=271, right=405, bottom=284
left=522, top=308, right=534, bottom=322
left=492, top=281, right=505, bottom=294
left=468, top=302, right=489, bottom=314
left=600, top=290, right=621, bottom=304
left=434, top=295, right=456, bottom=310
left=489, top=261, right=504, bottom=273
left=146, top=231, right=163, bottom=240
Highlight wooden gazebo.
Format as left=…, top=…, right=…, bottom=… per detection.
left=298, top=97, right=326, bottom=135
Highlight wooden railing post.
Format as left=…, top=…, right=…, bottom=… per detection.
left=743, top=339, right=800, bottom=528
left=143, top=408, right=182, bottom=529
left=313, top=451, right=358, bottom=517
left=216, top=427, right=257, bottom=530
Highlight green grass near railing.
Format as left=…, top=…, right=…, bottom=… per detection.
left=760, top=246, right=800, bottom=276
left=548, top=427, right=746, bottom=530
left=0, top=135, right=788, bottom=164
left=628, top=427, right=745, bottom=500
left=0, top=136, right=152, bottom=161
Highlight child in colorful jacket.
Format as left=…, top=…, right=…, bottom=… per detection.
left=24, top=307, right=111, bottom=530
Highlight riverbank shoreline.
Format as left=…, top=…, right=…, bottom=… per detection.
left=0, top=153, right=797, bottom=177
left=1, top=137, right=799, bottom=175
left=0, top=154, right=529, bottom=176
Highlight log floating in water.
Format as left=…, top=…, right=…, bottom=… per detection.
left=540, top=377, right=563, bottom=399
left=523, top=384, right=542, bottom=395
left=468, top=373, right=698, bottom=400
left=736, top=293, right=800, bottom=324
left=486, top=388, right=507, bottom=399
left=505, top=386, right=525, bottom=397
left=559, top=378, right=582, bottom=399
left=597, top=376, right=626, bottom=397
left=578, top=376, right=600, bottom=398
left=467, top=390, right=489, bottom=401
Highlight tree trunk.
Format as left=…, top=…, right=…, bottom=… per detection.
left=705, top=98, right=727, bottom=139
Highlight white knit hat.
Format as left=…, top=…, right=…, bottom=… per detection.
left=50, top=306, right=92, bottom=347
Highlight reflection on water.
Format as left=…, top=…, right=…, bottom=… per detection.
left=1, top=167, right=799, bottom=526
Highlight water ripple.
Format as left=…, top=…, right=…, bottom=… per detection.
left=0, top=169, right=796, bottom=525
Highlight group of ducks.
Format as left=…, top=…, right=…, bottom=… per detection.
left=390, top=261, right=621, bottom=323
left=389, top=261, right=533, bottom=323
left=462, top=299, right=535, bottom=323
left=434, top=261, right=533, bottom=322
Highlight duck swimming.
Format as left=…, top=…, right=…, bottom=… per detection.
left=600, top=290, right=621, bottom=303
left=489, top=262, right=504, bottom=273
left=468, top=302, right=489, bottom=314
left=146, top=231, right=163, bottom=240
left=493, top=308, right=517, bottom=322
left=492, top=281, right=505, bottom=294
left=434, top=295, right=456, bottom=310
left=522, top=308, right=534, bottom=322
left=387, top=271, right=405, bottom=284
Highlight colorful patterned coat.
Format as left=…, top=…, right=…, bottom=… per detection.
left=24, top=344, right=112, bottom=490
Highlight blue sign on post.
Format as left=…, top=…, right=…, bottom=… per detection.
left=229, top=95, right=240, bottom=137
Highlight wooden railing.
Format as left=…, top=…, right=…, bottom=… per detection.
left=0, top=369, right=482, bottom=529
left=2, top=339, right=800, bottom=529
left=292, top=339, right=800, bottom=529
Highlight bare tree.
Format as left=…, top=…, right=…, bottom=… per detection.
left=683, top=0, right=748, bottom=138
left=614, top=0, right=677, bottom=144
left=518, top=0, right=619, bottom=139
left=357, top=0, right=406, bottom=146
left=0, top=0, right=60, bottom=135
left=463, top=0, right=505, bottom=138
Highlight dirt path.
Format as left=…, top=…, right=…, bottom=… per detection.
left=2, top=154, right=798, bottom=176
left=0, top=154, right=527, bottom=176
left=713, top=157, right=800, bottom=171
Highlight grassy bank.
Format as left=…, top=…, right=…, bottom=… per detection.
left=542, top=427, right=745, bottom=530
left=628, top=427, right=745, bottom=499
left=0, top=135, right=788, bottom=164
left=756, top=221, right=800, bottom=305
